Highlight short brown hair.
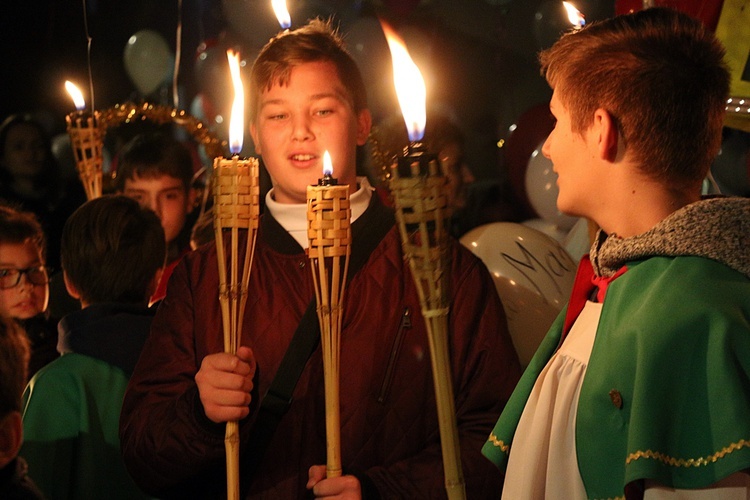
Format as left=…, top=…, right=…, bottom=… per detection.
left=0, top=318, right=29, bottom=416
left=0, top=203, right=45, bottom=260
left=114, top=132, right=194, bottom=192
left=61, top=195, right=166, bottom=305
left=540, top=7, right=730, bottom=189
left=250, top=18, right=368, bottom=119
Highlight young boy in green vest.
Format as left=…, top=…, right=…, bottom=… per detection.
left=483, top=8, right=750, bottom=498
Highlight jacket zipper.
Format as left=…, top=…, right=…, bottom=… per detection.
left=377, top=307, right=411, bottom=403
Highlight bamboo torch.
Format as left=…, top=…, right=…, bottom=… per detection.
left=381, top=21, right=466, bottom=500
left=213, top=49, right=260, bottom=500
left=306, top=151, right=351, bottom=478
left=64, top=81, right=104, bottom=200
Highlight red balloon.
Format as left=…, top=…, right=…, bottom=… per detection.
left=614, top=0, right=724, bottom=31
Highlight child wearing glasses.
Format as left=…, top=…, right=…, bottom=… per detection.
left=0, top=203, right=56, bottom=380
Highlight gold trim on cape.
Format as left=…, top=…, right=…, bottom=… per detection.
left=626, top=439, right=750, bottom=467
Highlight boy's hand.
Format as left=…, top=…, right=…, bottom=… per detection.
left=195, top=346, right=256, bottom=423
left=307, top=465, right=362, bottom=499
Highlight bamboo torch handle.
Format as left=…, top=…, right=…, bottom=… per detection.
left=425, top=313, right=465, bottom=500
left=213, top=155, right=260, bottom=500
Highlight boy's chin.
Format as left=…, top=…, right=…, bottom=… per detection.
left=14, top=309, right=43, bottom=320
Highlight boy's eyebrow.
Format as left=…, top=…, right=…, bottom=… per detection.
left=259, top=91, right=351, bottom=109
left=0, top=261, right=42, bottom=267
left=309, top=91, right=348, bottom=102
left=124, top=186, right=184, bottom=194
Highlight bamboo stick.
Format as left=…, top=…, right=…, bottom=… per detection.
left=213, top=155, right=260, bottom=500
left=306, top=183, right=351, bottom=478
left=389, top=145, right=466, bottom=500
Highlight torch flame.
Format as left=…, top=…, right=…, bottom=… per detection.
left=381, top=20, right=426, bottom=142
left=272, top=0, right=291, bottom=30
left=65, top=81, right=86, bottom=111
left=323, top=150, right=333, bottom=177
left=562, top=2, right=585, bottom=28
left=227, top=49, right=245, bottom=155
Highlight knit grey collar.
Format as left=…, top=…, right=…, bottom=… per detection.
left=590, top=196, right=750, bottom=278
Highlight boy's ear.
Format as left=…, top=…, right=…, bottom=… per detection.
left=593, top=108, right=618, bottom=162
left=63, top=271, right=81, bottom=300
left=356, top=109, right=372, bottom=146
left=0, top=411, right=23, bottom=469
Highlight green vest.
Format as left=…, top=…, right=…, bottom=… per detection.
left=21, top=353, right=154, bottom=500
left=483, top=256, right=750, bottom=499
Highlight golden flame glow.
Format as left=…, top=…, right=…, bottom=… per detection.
left=323, top=150, right=333, bottom=177
left=272, top=0, right=291, bottom=30
left=563, top=2, right=585, bottom=28
left=381, top=20, right=426, bottom=142
left=227, top=49, right=244, bottom=154
left=65, top=81, right=86, bottom=111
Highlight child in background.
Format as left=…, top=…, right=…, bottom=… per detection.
left=115, top=132, right=197, bottom=304
left=0, top=317, right=44, bottom=499
left=21, top=195, right=165, bottom=499
left=0, top=204, right=57, bottom=380
left=0, top=114, right=86, bottom=271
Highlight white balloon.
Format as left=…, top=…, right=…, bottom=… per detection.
left=123, top=30, right=173, bottom=96
left=522, top=217, right=568, bottom=243
left=525, top=140, right=577, bottom=230
left=460, top=222, right=577, bottom=366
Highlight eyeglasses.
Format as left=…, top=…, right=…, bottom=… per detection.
left=0, top=266, right=51, bottom=289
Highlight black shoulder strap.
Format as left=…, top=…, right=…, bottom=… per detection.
left=241, top=195, right=395, bottom=483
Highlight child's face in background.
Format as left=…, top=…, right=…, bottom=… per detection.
left=122, top=173, right=195, bottom=246
left=0, top=240, right=49, bottom=319
left=0, top=123, right=47, bottom=180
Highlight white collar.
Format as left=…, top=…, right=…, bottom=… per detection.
left=265, top=177, right=374, bottom=249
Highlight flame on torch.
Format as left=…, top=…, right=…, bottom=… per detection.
left=272, top=0, right=291, bottom=30
left=227, top=49, right=245, bottom=155
left=381, top=20, right=426, bottom=142
left=65, top=81, right=86, bottom=111
left=563, top=2, right=585, bottom=28
left=323, top=150, right=333, bottom=177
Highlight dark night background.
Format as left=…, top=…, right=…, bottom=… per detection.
left=0, top=0, right=618, bottom=184
left=1, top=0, right=747, bottom=201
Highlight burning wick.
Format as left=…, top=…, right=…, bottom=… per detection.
left=381, top=20, right=426, bottom=143
left=272, top=0, right=291, bottom=30
left=563, top=2, right=585, bottom=29
left=65, top=81, right=86, bottom=112
left=227, top=49, right=244, bottom=156
left=318, top=151, right=337, bottom=186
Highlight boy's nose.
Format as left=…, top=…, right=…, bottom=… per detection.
left=291, top=116, right=313, bottom=142
left=143, top=196, right=162, bottom=217
left=18, top=272, right=34, bottom=289
left=541, top=136, right=552, bottom=159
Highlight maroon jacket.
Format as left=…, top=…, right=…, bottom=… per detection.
left=120, top=195, right=521, bottom=499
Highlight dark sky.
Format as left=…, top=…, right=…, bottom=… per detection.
left=1, top=0, right=205, bottom=128
left=0, top=0, right=616, bottom=181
